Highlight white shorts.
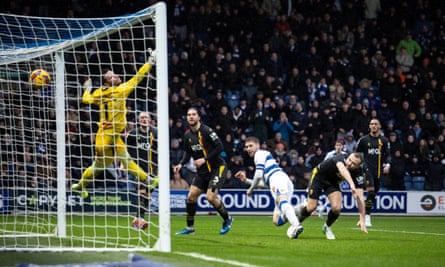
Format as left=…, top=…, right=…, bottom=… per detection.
left=269, top=172, right=294, bottom=213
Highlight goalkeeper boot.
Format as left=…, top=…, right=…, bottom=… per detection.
left=71, top=183, right=88, bottom=199
left=220, top=216, right=233, bottom=235
left=322, top=223, right=336, bottom=240
left=176, top=227, right=195, bottom=235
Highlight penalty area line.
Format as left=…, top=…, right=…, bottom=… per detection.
left=352, top=228, right=445, bottom=236
left=175, top=252, right=262, bottom=267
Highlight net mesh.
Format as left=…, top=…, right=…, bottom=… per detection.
left=0, top=4, right=168, bottom=251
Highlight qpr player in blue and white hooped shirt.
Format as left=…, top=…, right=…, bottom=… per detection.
left=235, top=136, right=303, bottom=239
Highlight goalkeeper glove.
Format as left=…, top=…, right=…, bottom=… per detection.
left=148, top=175, right=159, bottom=190
left=83, top=78, right=92, bottom=92
left=147, top=48, right=157, bottom=65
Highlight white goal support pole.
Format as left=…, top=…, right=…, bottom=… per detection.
left=55, top=51, right=67, bottom=238
left=152, top=3, right=170, bottom=253
left=0, top=2, right=170, bottom=252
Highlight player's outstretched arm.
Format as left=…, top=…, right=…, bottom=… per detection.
left=81, top=78, right=94, bottom=104
left=234, top=171, right=266, bottom=188
left=354, top=188, right=368, bottom=234
left=125, top=48, right=156, bottom=88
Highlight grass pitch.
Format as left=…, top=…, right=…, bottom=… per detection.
left=1, top=215, right=444, bottom=267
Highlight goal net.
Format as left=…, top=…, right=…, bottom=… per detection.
left=0, top=2, right=170, bottom=252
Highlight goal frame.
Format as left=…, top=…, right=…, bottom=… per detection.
left=0, top=2, right=170, bottom=252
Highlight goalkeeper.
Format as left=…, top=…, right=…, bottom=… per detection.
left=71, top=49, right=158, bottom=199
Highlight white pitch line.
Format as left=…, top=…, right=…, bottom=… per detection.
left=175, top=252, right=263, bottom=267
left=353, top=228, right=445, bottom=237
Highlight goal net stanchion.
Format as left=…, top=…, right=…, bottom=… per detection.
left=0, top=2, right=170, bottom=252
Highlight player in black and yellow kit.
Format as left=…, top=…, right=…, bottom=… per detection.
left=126, top=111, right=158, bottom=230
left=173, top=107, right=233, bottom=235
left=355, top=118, right=391, bottom=227
left=71, top=49, right=158, bottom=199
left=295, top=153, right=368, bottom=239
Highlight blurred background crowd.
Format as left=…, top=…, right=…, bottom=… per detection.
left=1, top=0, right=444, bottom=192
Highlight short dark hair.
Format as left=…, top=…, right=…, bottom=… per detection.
left=245, top=136, right=260, bottom=144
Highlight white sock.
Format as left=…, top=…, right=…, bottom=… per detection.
left=281, top=201, right=300, bottom=226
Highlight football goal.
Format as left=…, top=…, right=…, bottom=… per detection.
left=0, top=2, right=170, bottom=252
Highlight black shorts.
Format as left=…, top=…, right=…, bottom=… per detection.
left=307, top=169, right=340, bottom=200
left=365, top=170, right=381, bottom=192
left=192, top=163, right=227, bottom=192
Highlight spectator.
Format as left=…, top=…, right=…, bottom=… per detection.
left=424, top=154, right=444, bottom=191
left=395, top=100, right=413, bottom=135
left=294, top=134, right=311, bottom=158
left=272, top=111, right=294, bottom=144
left=213, top=105, right=234, bottom=139
left=207, top=90, right=228, bottom=118
left=380, top=72, right=402, bottom=113
left=170, top=118, right=185, bottom=144
left=425, top=137, right=442, bottom=162
left=344, top=132, right=357, bottom=154
left=388, top=132, right=403, bottom=156
left=248, top=99, right=272, bottom=143
left=240, top=77, right=258, bottom=108
left=170, top=170, right=189, bottom=190
left=221, top=133, right=236, bottom=161
left=231, top=105, right=249, bottom=138
left=395, top=47, right=414, bottom=73
left=194, top=73, right=214, bottom=104
left=288, top=101, right=307, bottom=138
left=364, top=0, right=381, bottom=21
left=351, top=103, right=370, bottom=138
left=386, top=149, right=406, bottom=191
left=223, top=63, right=242, bottom=110
left=307, top=146, right=325, bottom=169
left=290, top=155, right=307, bottom=187
left=272, top=142, right=288, bottom=164
left=267, top=132, right=288, bottom=153
left=403, top=134, right=419, bottom=160
left=405, top=155, right=425, bottom=191
left=421, top=112, right=440, bottom=138
left=171, top=0, right=188, bottom=42
left=320, top=105, right=336, bottom=151
left=335, top=102, right=354, bottom=139
left=377, top=99, right=394, bottom=132
left=396, top=31, right=422, bottom=60
left=324, top=139, right=347, bottom=160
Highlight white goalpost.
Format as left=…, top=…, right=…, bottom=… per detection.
left=0, top=2, right=170, bottom=252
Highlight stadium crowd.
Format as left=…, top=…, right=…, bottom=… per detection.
left=1, top=0, right=445, bottom=191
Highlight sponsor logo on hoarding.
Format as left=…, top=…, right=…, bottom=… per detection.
left=420, top=194, right=436, bottom=211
